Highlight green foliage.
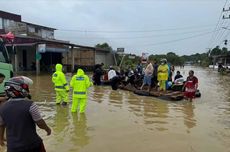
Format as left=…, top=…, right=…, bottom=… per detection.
left=94, top=42, right=216, bottom=68
left=119, top=54, right=141, bottom=69
left=149, top=52, right=183, bottom=66
left=95, top=43, right=112, bottom=51
left=210, top=46, right=229, bottom=56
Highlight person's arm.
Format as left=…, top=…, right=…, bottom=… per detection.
left=0, top=96, right=7, bottom=103
left=194, top=77, right=198, bottom=90
left=0, top=125, right=5, bottom=146
left=70, top=75, right=75, bottom=88
left=162, top=66, right=169, bottom=73
left=61, top=73, right=69, bottom=91
left=0, top=115, right=5, bottom=146
left=29, top=103, right=51, bottom=136
left=182, top=82, right=187, bottom=92
left=36, top=119, right=51, bottom=136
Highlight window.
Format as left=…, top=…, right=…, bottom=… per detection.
left=0, top=41, right=9, bottom=63
left=0, top=18, right=2, bottom=29
left=3, top=19, right=10, bottom=28
left=35, top=27, right=39, bottom=33
left=28, top=26, right=35, bottom=33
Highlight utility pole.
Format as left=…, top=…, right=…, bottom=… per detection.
left=222, top=5, right=230, bottom=46
left=223, top=6, right=230, bottom=19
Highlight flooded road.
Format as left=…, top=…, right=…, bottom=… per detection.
left=1, top=66, right=230, bottom=152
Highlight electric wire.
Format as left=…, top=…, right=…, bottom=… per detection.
left=208, top=0, right=229, bottom=49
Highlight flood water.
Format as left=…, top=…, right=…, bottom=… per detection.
left=1, top=66, right=230, bottom=152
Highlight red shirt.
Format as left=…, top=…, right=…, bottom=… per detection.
left=185, top=76, right=198, bottom=92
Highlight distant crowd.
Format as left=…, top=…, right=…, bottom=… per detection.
left=92, top=59, right=198, bottom=102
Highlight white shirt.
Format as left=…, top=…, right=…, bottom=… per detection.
left=108, top=69, right=117, bottom=80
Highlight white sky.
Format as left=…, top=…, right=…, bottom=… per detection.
left=0, top=0, right=229, bottom=55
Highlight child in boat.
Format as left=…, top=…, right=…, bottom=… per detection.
left=183, top=70, right=198, bottom=102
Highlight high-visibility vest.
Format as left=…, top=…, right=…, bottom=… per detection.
left=52, top=64, right=69, bottom=91
left=70, top=69, right=92, bottom=98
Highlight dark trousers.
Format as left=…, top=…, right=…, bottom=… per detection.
left=8, top=142, right=46, bottom=152
left=110, top=76, right=119, bottom=90
left=94, top=76, right=101, bottom=85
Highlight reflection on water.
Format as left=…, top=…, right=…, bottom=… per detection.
left=1, top=67, right=229, bottom=152
left=182, top=103, right=196, bottom=131
left=71, top=113, right=89, bottom=149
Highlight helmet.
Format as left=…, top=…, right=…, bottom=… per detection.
left=5, top=76, right=33, bottom=99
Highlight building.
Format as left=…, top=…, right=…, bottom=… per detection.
left=0, top=10, right=115, bottom=73
left=63, top=47, right=115, bottom=72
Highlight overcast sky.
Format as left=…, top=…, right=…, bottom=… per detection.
left=0, top=0, right=229, bottom=55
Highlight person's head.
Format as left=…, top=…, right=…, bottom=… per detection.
left=77, top=68, right=85, bottom=76
left=160, top=58, right=167, bottom=65
left=0, top=73, right=5, bottom=84
left=55, top=63, right=63, bottom=72
left=4, top=76, right=33, bottom=99
left=189, top=70, right=194, bottom=77
left=109, top=66, right=114, bottom=70
left=176, top=71, right=180, bottom=75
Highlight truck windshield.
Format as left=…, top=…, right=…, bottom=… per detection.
left=0, top=40, right=10, bottom=63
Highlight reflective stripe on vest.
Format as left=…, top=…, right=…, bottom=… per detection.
left=74, top=91, right=86, bottom=94
left=63, top=83, right=68, bottom=86
left=55, top=86, right=65, bottom=89
left=76, top=77, right=84, bottom=81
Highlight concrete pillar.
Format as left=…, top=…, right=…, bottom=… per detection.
left=71, top=46, right=74, bottom=72
left=66, top=52, right=68, bottom=65
left=36, top=45, right=40, bottom=75
left=94, top=48, right=96, bottom=65
left=14, top=46, right=18, bottom=73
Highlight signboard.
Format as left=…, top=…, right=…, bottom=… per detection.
left=141, top=52, right=149, bottom=64
left=128, top=55, right=136, bottom=59
left=117, top=48, right=124, bottom=55
left=37, top=43, right=69, bottom=53
left=38, top=44, right=46, bottom=53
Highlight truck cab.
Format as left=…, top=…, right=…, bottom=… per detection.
left=0, top=38, right=13, bottom=94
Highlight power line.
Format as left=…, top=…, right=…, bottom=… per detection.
left=208, top=0, right=229, bottom=48
left=137, top=29, right=222, bottom=47
left=56, top=28, right=215, bottom=39
left=57, top=24, right=216, bottom=33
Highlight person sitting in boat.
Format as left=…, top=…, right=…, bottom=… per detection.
left=174, top=71, right=183, bottom=82
left=183, top=70, right=198, bottom=102
left=170, top=71, right=184, bottom=91
left=126, top=70, right=136, bottom=86
left=136, top=62, right=143, bottom=75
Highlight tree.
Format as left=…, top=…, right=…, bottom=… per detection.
left=95, top=43, right=112, bottom=51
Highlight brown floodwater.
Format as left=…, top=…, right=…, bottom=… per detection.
left=1, top=66, right=230, bottom=152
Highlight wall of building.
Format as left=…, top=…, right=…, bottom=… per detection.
left=63, top=48, right=95, bottom=66
left=95, top=51, right=115, bottom=66
left=15, top=46, right=36, bottom=71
